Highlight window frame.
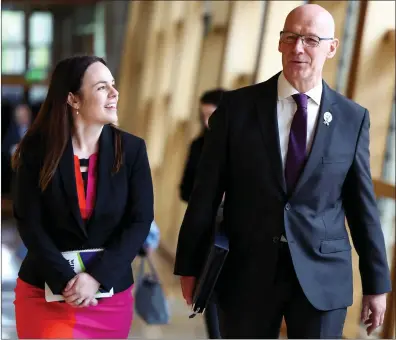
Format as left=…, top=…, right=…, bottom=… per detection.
left=1, top=7, right=54, bottom=101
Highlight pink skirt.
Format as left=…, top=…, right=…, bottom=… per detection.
left=14, top=278, right=133, bottom=339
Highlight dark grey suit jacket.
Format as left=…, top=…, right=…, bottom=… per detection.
left=174, top=72, right=391, bottom=312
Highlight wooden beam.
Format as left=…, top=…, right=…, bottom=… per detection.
left=221, top=1, right=264, bottom=89
left=1, top=75, right=49, bottom=87
left=255, top=1, right=305, bottom=83
left=347, top=0, right=395, bottom=179
left=117, top=0, right=154, bottom=136
left=3, top=0, right=98, bottom=5
left=346, top=1, right=368, bottom=100
left=385, top=28, right=395, bottom=43
left=189, top=1, right=232, bottom=138
left=373, top=179, right=396, bottom=200
left=309, top=1, right=349, bottom=89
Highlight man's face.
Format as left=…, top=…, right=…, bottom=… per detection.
left=200, top=103, right=217, bottom=129
left=278, top=8, right=338, bottom=85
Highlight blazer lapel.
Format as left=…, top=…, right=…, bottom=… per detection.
left=292, top=82, right=338, bottom=197
left=59, top=137, right=87, bottom=237
left=255, top=73, right=287, bottom=195
left=87, top=125, right=114, bottom=226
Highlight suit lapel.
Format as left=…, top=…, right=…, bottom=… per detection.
left=292, top=82, right=337, bottom=197
left=87, top=125, right=114, bottom=227
left=255, top=73, right=287, bottom=195
left=59, top=137, right=87, bottom=237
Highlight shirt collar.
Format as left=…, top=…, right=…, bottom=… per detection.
left=277, top=71, right=322, bottom=105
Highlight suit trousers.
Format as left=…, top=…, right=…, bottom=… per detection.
left=217, top=243, right=347, bottom=339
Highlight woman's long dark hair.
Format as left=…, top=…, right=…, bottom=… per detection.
left=12, top=55, right=122, bottom=191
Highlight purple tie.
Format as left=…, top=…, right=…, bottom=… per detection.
left=285, top=93, right=308, bottom=193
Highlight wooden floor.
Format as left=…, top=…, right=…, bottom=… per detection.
left=129, top=252, right=207, bottom=339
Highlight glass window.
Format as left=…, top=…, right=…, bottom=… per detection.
left=1, top=85, right=25, bottom=104
left=1, top=46, right=26, bottom=74
left=29, top=46, right=50, bottom=69
left=335, top=1, right=361, bottom=96
left=29, top=12, right=53, bottom=46
left=29, top=85, right=48, bottom=103
left=1, top=10, right=25, bottom=44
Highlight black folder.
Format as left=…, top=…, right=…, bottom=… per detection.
left=189, top=232, right=229, bottom=318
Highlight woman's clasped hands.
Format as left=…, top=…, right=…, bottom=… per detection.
left=62, top=273, right=100, bottom=308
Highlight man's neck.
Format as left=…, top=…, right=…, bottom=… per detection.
left=284, top=73, right=322, bottom=93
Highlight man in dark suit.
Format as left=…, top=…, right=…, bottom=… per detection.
left=174, top=4, right=391, bottom=339
left=180, top=88, right=225, bottom=339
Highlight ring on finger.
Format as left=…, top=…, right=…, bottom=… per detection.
left=76, top=298, right=83, bottom=305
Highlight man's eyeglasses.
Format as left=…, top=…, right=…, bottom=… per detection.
left=280, top=31, right=333, bottom=47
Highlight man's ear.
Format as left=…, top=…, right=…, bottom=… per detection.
left=327, top=38, right=339, bottom=59
left=67, top=92, right=79, bottom=110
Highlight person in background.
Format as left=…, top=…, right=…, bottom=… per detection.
left=180, top=88, right=226, bottom=203
left=175, top=4, right=391, bottom=339
left=179, top=88, right=226, bottom=339
left=2, top=103, right=32, bottom=196
left=139, top=220, right=161, bottom=256
left=12, top=55, right=154, bottom=339
left=2, top=103, right=32, bottom=157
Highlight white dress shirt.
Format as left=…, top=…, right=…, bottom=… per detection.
left=277, top=72, right=323, bottom=170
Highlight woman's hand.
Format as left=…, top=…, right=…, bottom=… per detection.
left=62, top=273, right=100, bottom=307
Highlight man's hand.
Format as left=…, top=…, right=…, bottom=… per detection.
left=180, top=276, right=196, bottom=305
left=361, top=294, right=387, bottom=336
left=62, top=273, right=101, bottom=308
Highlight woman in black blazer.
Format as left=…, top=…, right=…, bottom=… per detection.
left=12, top=55, right=154, bottom=339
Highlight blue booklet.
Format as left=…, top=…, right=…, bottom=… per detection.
left=45, top=248, right=114, bottom=302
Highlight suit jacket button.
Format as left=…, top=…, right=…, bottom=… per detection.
left=285, top=203, right=291, bottom=211
left=273, top=236, right=279, bottom=243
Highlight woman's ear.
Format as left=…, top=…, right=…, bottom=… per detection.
left=67, top=92, right=79, bottom=110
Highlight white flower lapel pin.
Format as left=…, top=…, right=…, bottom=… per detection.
left=323, top=111, right=332, bottom=126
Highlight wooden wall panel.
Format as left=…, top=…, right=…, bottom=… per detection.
left=169, top=2, right=204, bottom=123
left=155, top=123, right=189, bottom=257
left=118, top=1, right=205, bottom=255
left=117, top=1, right=154, bottom=134
left=349, top=1, right=395, bottom=179
left=221, top=1, right=264, bottom=89
left=309, top=1, right=349, bottom=88
left=255, top=1, right=304, bottom=83
left=189, top=1, right=232, bottom=139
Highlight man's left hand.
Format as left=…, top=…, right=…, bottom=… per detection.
left=361, top=293, right=387, bottom=336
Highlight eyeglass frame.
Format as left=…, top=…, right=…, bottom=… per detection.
left=279, top=31, right=334, bottom=47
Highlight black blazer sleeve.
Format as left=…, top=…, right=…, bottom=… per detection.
left=342, top=109, right=391, bottom=295
left=87, top=138, right=154, bottom=290
left=13, top=150, right=76, bottom=294
left=180, top=138, right=204, bottom=202
left=174, top=97, right=228, bottom=277
left=180, top=143, right=197, bottom=202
